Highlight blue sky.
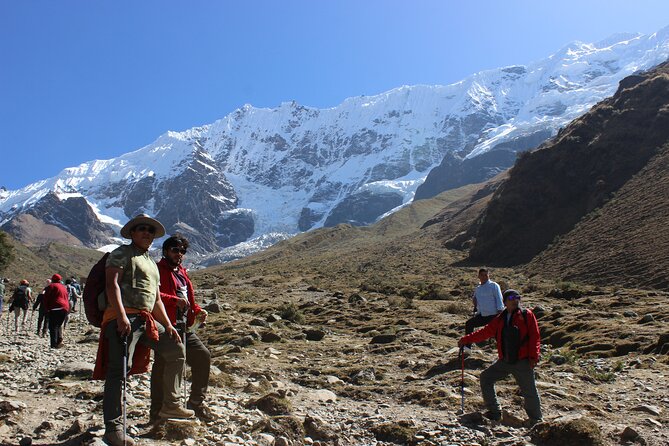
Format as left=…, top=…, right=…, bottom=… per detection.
left=1, top=1, right=668, bottom=190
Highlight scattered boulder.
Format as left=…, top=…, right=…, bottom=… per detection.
left=149, top=419, right=199, bottom=441
left=371, top=421, right=417, bottom=445
left=530, top=416, right=604, bottom=446
left=458, top=412, right=484, bottom=425
left=304, top=415, right=338, bottom=443
left=308, top=389, right=337, bottom=403
left=53, top=362, right=95, bottom=379
left=204, top=302, right=221, bottom=313
left=250, top=318, right=270, bottom=327
left=549, top=354, right=568, bottom=365
left=304, top=329, right=326, bottom=341
left=230, top=335, right=255, bottom=347
left=370, top=334, right=397, bottom=344
left=620, top=426, right=644, bottom=444
left=638, top=314, right=654, bottom=324
left=19, top=438, right=32, bottom=446
left=632, top=404, right=662, bottom=416
left=348, top=294, right=366, bottom=304
left=0, top=400, right=27, bottom=414
left=261, top=331, right=282, bottom=343
left=252, top=416, right=305, bottom=445
left=350, top=367, right=376, bottom=384
left=57, top=419, right=84, bottom=440
left=252, top=393, right=292, bottom=415
left=267, top=314, right=282, bottom=323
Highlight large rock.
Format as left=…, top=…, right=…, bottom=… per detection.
left=530, top=416, right=604, bottom=446
left=53, top=362, right=95, bottom=379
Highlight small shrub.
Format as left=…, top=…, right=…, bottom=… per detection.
left=441, top=301, right=471, bottom=315
left=419, top=283, right=450, bottom=300
left=371, top=422, right=417, bottom=445
left=388, top=296, right=416, bottom=309
left=278, top=303, right=305, bottom=324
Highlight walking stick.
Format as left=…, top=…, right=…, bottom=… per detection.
left=177, top=306, right=188, bottom=408
left=459, top=346, right=465, bottom=415
left=122, top=335, right=128, bottom=446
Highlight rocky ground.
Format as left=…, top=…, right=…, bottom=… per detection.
left=2, top=269, right=668, bottom=446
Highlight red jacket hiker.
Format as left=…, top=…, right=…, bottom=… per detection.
left=157, top=258, right=203, bottom=327
left=460, top=307, right=541, bottom=363
left=43, top=282, right=70, bottom=313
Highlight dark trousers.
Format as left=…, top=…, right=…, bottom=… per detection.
left=464, top=314, right=497, bottom=348
left=103, top=315, right=185, bottom=432
left=48, top=309, right=67, bottom=347
left=37, top=310, right=48, bottom=335
left=480, top=358, right=543, bottom=420
left=150, top=331, right=211, bottom=418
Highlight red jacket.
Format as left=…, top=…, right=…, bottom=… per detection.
left=157, top=258, right=202, bottom=327
left=461, top=308, right=541, bottom=362
left=43, top=282, right=70, bottom=313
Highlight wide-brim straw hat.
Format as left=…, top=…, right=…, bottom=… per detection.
left=120, top=214, right=166, bottom=239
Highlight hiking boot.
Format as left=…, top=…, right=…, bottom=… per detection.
left=158, top=404, right=195, bottom=420
left=187, top=402, right=215, bottom=422
left=103, top=430, right=136, bottom=446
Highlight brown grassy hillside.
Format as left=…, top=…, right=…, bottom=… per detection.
left=1, top=232, right=102, bottom=288
left=467, top=61, right=669, bottom=267
left=528, top=142, right=669, bottom=289
left=200, top=184, right=482, bottom=294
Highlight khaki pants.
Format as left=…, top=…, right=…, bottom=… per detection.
left=103, top=315, right=185, bottom=432
left=150, top=331, right=211, bottom=417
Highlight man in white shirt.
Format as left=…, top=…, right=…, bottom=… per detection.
left=463, top=268, right=504, bottom=352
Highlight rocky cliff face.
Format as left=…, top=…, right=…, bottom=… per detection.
left=1, top=29, right=668, bottom=259
left=466, top=61, right=669, bottom=268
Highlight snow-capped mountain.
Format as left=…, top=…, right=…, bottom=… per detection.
left=1, top=27, right=668, bottom=261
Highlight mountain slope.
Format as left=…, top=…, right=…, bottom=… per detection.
left=466, top=61, right=669, bottom=273
left=527, top=141, right=669, bottom=289
left=2, top=28, right=669, bottom=259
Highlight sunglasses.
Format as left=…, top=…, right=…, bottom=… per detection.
left=506, top=294, right=521, bottom=301
left=168, top=246, right=187, bottom=255
left=133, top=224, right=156, bottom=234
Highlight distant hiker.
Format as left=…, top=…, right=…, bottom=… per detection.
left=93, top=214, right=192, bottom=446
left=33, top=279, right=51, bottom=337
left=70, top=276, right=82, bottom=295
left=0, top=278, right=7, bottom=326
left=43, top=274, right=70, bottom=348
left=151, top=234, right=212, bottom=423
left=66, top=278, right=82, bottom=313
left=9, top=279, right=32, bottom=332
left=463, top=268, right=504, bottom=353
left=458, top=289, right=542, bottom=424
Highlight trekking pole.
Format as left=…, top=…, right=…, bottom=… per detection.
left=459, top=346, right=465, bottom=415
left=122, top=335, right=128, bottom=446
left=177, top=306, right=188, bottom=409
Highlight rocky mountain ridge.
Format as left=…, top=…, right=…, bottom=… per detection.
left=1, top=28, right=668, bottom=261
left=464, top=60, right=669, bottom=285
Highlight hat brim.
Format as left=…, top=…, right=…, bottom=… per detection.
left=120, top=215, right=166, bottom=239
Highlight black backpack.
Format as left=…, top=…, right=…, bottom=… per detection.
left=501, top=309, right=530, bottom=363
left=83, top=253, right=110, bottom=327
left=11, top=286, right=29, bottom=309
